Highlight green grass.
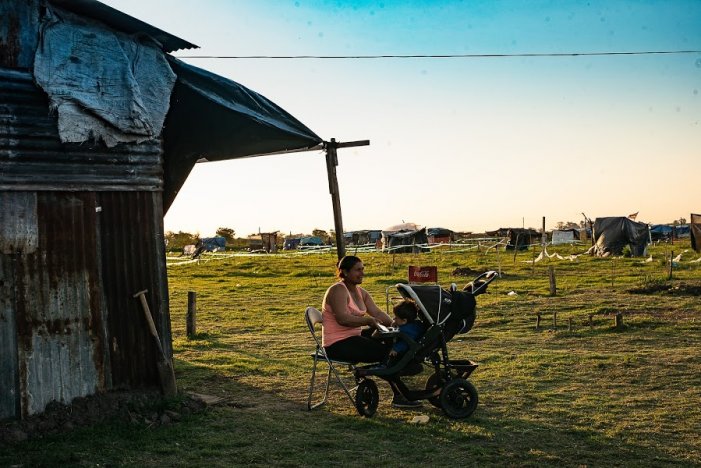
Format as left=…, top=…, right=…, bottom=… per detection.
left=2, top=242, right=700, bottom=467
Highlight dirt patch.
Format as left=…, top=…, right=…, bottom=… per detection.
left=452, top=267, right=483, bottom=277
left=629, top=282, right=701, bottom=296
left=0, top=390, right=210, bottom=446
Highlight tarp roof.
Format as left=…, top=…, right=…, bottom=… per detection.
left=383, top=222, right=421, bottom=233
left=300, top=236, right=324, bottom=245
left=382, top=227, right=429, bottom=253
left=38, top=1, right=323, bottom=212
left=162, top=57, right=323, bottom=211
left=592, top=217, right=649, bottom=256
left=427, top=227, right=453, bottom=236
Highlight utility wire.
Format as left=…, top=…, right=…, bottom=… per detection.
left=175, top=50, right=701, bottom=59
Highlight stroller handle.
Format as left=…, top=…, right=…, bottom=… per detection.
left=469, top=270, right=499, bottom=295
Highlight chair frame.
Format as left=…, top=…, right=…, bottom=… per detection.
left=305, top=306, right=357, bottom=410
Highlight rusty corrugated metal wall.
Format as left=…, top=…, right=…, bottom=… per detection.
left=0, top=68, right=163, bottom=192
left=1, top=191, right=106, bottom=416
left=97, top=191, right=171, bottom=390
left=1, top=65, right=172, bottom=419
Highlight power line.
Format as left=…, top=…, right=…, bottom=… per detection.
left=174, top=50, right=701, bottom=59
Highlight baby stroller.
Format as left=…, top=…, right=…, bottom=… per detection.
left=353, top=270, right=498, bottom=419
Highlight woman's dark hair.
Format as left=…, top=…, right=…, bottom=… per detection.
left=336, top=255, right=362, bottom=279
left=393, top=300, right=418, bottom=322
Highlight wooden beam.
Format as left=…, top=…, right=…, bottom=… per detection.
left=334, top=140, right=370, bottom=149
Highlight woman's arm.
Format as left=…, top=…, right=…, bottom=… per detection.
left=325, top=284, right=377, bottom=328
left=360, top=288, right=392, bottom=326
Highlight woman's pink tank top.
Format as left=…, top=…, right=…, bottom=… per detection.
left=322, top=282, right=365, bottom=347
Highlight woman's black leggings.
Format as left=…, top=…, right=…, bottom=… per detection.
left=324, top=329, right=391, bottom=363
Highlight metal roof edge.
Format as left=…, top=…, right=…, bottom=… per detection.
left=48, top=0, right=199, bottom=52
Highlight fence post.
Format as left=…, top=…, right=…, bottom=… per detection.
left=668, top=250, right=674, bottom=280
left=611, top=258, right=615, bottom=288
left=614, top=312, right=624, bottom=329
left=552, top=311, right=557, bottom=329
left=187, top=291, right=197, bottom=338
left=536, top=313, right=541, bottom=330
left=548, top=265, right=557, bottom=296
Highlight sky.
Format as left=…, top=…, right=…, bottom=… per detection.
left=102, top=0, right=701, bottom=237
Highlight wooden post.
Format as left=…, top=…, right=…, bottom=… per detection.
left=324, top=139, right=370, bottom=261
left=187, top=291, right=197, bottom=338
left=496, top=244, right=502, bottom=277
left=611, top=258, right=615, bottom=288
left=568, top=317, right=573, bottom=332
left=552, top=311, right=557, bottom=329
left=325, top=140, right=345, bottom=261
left=542, top=216, right=546, bottom=255
left=668, top=250, right=674, bottom=280
left=615, top=312, right=624, bottom=329
left=548, top=265, right=557, bottom=296
left=536, top=313, right=541, bottom=330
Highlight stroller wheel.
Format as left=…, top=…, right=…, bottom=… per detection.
left=424, top=373, right=444, bottom=408
left=355, top=379, right=379, bottom=417
left=439, top=378, right=478, bottom=419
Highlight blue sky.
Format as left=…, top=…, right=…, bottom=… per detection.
left=102, top=0, right=701, bottom=236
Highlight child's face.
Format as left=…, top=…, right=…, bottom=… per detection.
left=393, top=315, right=407, bottom=326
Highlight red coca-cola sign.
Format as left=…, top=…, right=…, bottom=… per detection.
left=408, top=266, right=438, bottom=283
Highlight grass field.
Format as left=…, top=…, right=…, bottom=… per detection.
left=2, top=241, right=700, bottom=467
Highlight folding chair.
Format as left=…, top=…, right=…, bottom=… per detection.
left=305, top=306, right=357, bottom=410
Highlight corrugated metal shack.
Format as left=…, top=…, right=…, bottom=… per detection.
left=1, top=0, right=321, bottom=419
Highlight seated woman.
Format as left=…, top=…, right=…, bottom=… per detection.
left=322, top=255, right=392, bottom=363
left=322, top=255, right=421, bottom=408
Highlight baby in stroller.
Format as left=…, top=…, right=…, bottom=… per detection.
left=386, top=300, right=425, bottom=364
left=353, top=270, right=498, bottom=419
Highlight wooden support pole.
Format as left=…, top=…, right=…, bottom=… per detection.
left=187, top=291, right=197, bottom=338
left=325, top=140, right=345, bottom=261
left=548, top=265, right=557, bottom=296
left=324, top=138, right=369, bottom=261
left=552, top=311, right=558, bottom=329
left=536, top=313, right=541, bottom=330
left=668, top=250, right=674, bottom=280
left=568, top=317, right=573, bottom=332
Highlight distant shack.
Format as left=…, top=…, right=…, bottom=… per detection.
left=249, top=232, right=279, bottom=253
